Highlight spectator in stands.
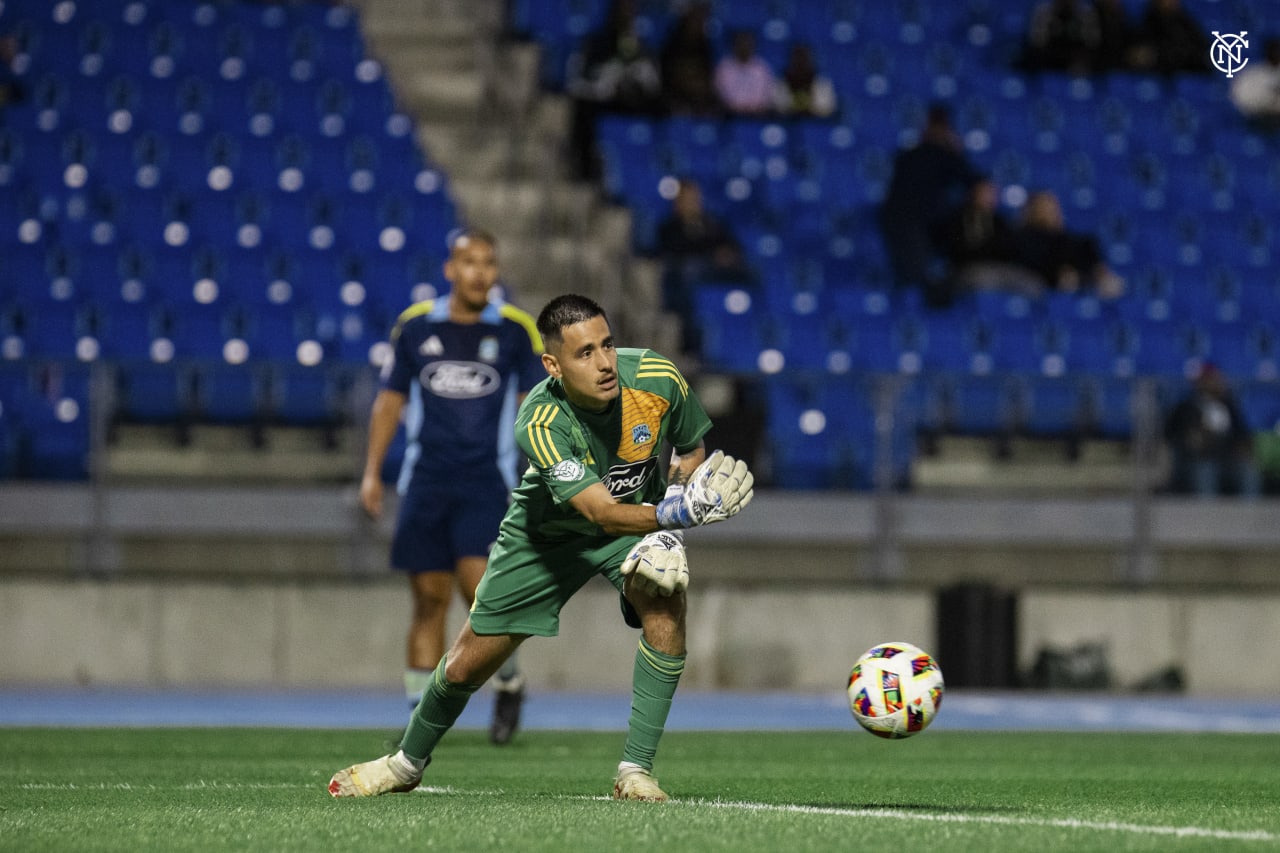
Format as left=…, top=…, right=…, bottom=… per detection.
left=1230, top=37, right=1280, bottom=128
left=566, top=0, right=663, bottom=179
left=773, top=43, right=837, bottom=118
left=878, top=104, right=981, bottom=305
left=1128, top=0, right=1210, bottom=74
left=1164, top=364, right=1262, bottom=498
left=1021, top=0, right=1102, bottom=74
left=1090, top=0, right=1138, bottom=72
left=0, top=34, right=25, bottom=108
left=1015, top=190, right=1126, bottom=298
left=714, top=30, right=776, bottom=116
left=655, top=177, right=753, bottom=353
left=660, top=2, right=719, bottom=116
left=934, top=178, right=1040, bottom=300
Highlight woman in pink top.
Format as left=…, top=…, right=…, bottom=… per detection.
left=714, top=30, right=776, bottom=116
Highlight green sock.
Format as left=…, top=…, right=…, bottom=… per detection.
left=621, top=638, right=686, bottom=770
left=399, top=655, right=480, bottom=763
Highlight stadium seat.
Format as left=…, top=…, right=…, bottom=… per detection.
left=693, top=284, right=771, bottom=374
left=763, top=377, right=852, bottom=489
left=1021, top=375, right=1091, bottom=438
left=269, top=363, right=350, bottom=431
left=664, top=117, right=728, bottom=182
left=114, top=360, right=197, bottom=427
left=195, top=361, right=267, bottom=427
left=1084, top=376, right=1136, bottom=439
left=1237, top=383, right=1280, bottom=433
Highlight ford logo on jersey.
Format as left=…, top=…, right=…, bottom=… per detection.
left=602, top=458, right=657, bottom=499
left=421, top=361, right=502, bottom=399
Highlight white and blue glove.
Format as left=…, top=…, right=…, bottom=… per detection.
left=620, top=530, right=688, bottom=597
left=655, top=450, right=754, bottom=530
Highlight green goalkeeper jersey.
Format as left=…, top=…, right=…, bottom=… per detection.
left=506, top=348, right=712, bottom=544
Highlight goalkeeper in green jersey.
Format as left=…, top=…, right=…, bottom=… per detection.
left=330, top=293, right=754, bottom=802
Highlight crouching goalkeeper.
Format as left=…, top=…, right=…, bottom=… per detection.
left=330, top=293, right=755, bottom=802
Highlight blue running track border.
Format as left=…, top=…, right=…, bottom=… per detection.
left=2, top=688, right=1280, bottom=733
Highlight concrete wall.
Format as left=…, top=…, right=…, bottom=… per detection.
left=3, top=575, right=1277, bottom=696
left=3, top=485, right=1279, bottom=697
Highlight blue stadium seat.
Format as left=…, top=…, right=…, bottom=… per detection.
left=17, top=367, right=91, bottom=480
left=920, top=364, right=1019, bottom=438
left=772, top=305, right=844, bottom=373
left=1203, top=322, right=1274, bottom=382
left=1237, top=383, right=1280, bottom=433
left=1021, top=375, right=1092, bottom=437
left=1128, top=317, right=1201, bottom=379
left=916, top=311, right=989, bottom=375
left=764, top=377, right=853, bottom=489
left=664, top=117, right=728, bottom=182
left=95, top=300, right=160, bottom=362
left=693, top=284, right=770, bottom=374
left=1085, top=376, right=1135, bottom=439
left=596, top=116, right=667, bottom=203
left=270, top=363, right=350, bottom=428
left=13, top=299, right=90, bottom=360
left=725, top=120, right=790, bottom=181
left=195, top=361, right=267, bottom=426
left=114, top=361, right=196, bottom=425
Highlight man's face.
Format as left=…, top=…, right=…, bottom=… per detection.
left=542, top=315, right=618, bottom=411
left=675, top=183, right=702, bottom=219
left=444, top=237, right=498, bottom=312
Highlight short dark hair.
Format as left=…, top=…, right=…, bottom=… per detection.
left=447, top=227, right=497, bottom=254
left=537, top=294, right=608, bottom=346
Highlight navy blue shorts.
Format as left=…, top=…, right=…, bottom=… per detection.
left=390, top=476, right=509, bottom=574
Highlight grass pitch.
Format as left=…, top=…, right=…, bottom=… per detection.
left=2, top=728, right=1278, bottom=852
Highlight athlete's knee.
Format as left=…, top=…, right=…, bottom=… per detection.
left=410, top=576, right=452, bottom=619
left=628, top=584, right=686, bottom=622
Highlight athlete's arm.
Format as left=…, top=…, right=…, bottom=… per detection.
left=564, top=443, right=707, bottom=536
left=567, top=483, right=661, bottom=536
left=667, top=442, right=707, bottom=489
left=359, top=389, right=407, bottom=519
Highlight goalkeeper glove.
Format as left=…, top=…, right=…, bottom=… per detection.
left=620, top=530, right=688, bottom=597
left=655, top=450, right=754, bottom=530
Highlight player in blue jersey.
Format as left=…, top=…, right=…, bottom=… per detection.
left=359, top=229, right=544, bottom=745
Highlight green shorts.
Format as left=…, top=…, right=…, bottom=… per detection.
left=469, top=530, right=643, bottom=637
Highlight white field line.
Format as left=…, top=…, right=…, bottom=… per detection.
left=16, top=782, right=1278, bottom=843
left=675, top=798, right=1280, bottom=844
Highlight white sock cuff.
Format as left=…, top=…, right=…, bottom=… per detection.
left=394, top=749, right=428, bottom=774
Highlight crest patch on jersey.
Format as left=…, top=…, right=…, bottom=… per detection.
left=631, top=423, right=653, bottom=446
left=478, top=336, right=499, bottom=363
left=550, top=459, right=585, bottom=482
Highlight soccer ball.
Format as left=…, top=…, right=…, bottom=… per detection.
left=847, top=642, right=944, bottom=739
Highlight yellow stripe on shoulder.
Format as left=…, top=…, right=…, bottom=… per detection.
left=636, top=355, right=689, bottom=396
left=525, top=404, right=562, bottom=467
left=499, top=303, right=544, bottom=354
left=390, top=300, right=435, bottom=341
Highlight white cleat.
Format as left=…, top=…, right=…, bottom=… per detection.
left=612, top=766, right=669, bottom=802
left=328, top=753, right=422, bottom=798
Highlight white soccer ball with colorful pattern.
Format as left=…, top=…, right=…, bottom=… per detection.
left=847, top=642, right=944, bottom=738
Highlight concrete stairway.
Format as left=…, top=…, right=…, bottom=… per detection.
left=353, top=0, right=675, bottom=354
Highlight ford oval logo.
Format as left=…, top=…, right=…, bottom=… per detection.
left=421, top=361, right=502, bottom=399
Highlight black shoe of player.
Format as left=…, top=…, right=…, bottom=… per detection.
left=490, top=683, right=524, bottom=745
